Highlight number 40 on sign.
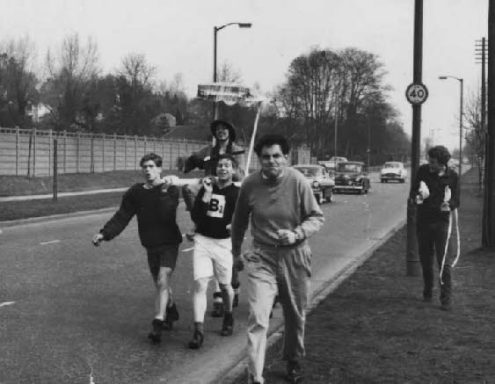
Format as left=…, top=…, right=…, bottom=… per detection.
left=405, top=83, right=428, bottom=105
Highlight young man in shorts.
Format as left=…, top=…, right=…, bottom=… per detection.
left=92, top=153, right=182, bottom=344
left=187, top=154, right=240, bottom=349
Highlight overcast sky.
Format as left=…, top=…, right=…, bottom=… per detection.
left=0, top=0, right=488, bottom=152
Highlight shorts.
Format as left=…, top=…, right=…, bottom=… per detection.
left=146, top=244, right=179, bottom=281
left=193, top=233, right=232, bottom=284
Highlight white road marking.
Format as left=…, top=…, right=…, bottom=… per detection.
left=40, top=240, right=61, bottom=245
left=0, top=301, right=15, bottom=308
left=182, top=247, right=194, bottom=253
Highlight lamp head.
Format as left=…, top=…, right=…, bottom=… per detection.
left=238, top=23, right=252, bottom=28
left=438, top=76, right=448, bottom=80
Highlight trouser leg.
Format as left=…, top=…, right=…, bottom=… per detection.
left=434, top=222, right=453, bottom=305
left=246, top=261, right=278, bottom=384
left=278, top=247, right=310, bottom=361
left=417, top=226, right=435, bottom=298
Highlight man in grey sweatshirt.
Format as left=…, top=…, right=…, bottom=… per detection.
left=231, top=134, right=324, bottom=384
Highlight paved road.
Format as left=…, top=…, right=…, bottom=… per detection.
left=0, top=174, right=409, bottom=384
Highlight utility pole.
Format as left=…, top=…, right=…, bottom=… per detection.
left=477, top=37, right=490, bottom=245
left=483, top=1, right=495, bottom=248
left=405, top=0, right=427, bottom=276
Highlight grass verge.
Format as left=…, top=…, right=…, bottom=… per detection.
left=235, top=174, right=494, bottom=383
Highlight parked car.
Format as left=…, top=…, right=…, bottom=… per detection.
left=333, top=161, right=370, bottom=194
left=318, top=156, right=348, bottom=171
left=380, top=161, right=407, bottom=183
left=293, top=164, right=335, bottom=204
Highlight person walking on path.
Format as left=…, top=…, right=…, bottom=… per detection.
left=412, top=145, right=460, bottom=311
left=92, top=153, right=182, bottom=344
left=230, top=134, right=324, bottom=384
left=187, top=154, right=240, bottom=349
left=180, top=119, right=245, bottom=317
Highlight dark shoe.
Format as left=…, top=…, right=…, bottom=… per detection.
left=188, top=330, right=204, bottom=349
left=148, top=319, right=163, bottom=344
left=220, top=313, right=234, bottom=336
left=185, top=231, right=195, bottom=242
left=211, top=293, right=224, bottom=317
left=286, top=360, right=303, bottom=383
left=247, top=372, right=261, bottom=384
left=163, top=303, right=179, bottom=330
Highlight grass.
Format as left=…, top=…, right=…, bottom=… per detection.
left=234, top=171, right=495, bottom=384
left=0, top=169, right=203, bottom=222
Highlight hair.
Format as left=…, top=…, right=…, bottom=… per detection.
left=427, top=145, right=451, bottom=166
left=254, top=134, right=290, bottom=156
left=216, top=153, right=238, bottom=168
left=139, top=153, right=163, bottom=167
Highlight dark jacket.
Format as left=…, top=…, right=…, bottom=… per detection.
left=184, top=142, right=245, bottom=181
left=412, top=164, right=460, bottom=224
left=191, top=183, right=240, bottom=239
left=100, top=183, right=182, bottom=248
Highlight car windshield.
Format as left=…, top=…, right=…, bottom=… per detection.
left=294, top=167, right=321, bottom=177
left=338, top=163, right=362, bottom=173
left=383, top=162, right=401, bottom=168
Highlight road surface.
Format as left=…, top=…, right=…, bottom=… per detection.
left=0, top=174, right=409, bottom=384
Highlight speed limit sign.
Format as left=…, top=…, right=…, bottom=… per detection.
left=405, top=83, right=428, bottom=105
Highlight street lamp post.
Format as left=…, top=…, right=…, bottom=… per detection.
left=438, top=75, right=464, bottom=177
left=212, top=23, right=251, bottom=119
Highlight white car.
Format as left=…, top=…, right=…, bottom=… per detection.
left=293, top=164, right=335, bottom=204
left=380, top=161, right=407, bottom=183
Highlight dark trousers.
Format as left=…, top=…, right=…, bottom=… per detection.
left=417, top=220, right=453, bottom=304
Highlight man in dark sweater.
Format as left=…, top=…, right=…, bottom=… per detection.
left=411, top=145, right=460, bottom=311
left=92, top=153, right=182, bottom=344
left=187, top=154, right=240, bottom=349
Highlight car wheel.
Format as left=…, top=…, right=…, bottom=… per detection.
left=400, top=178, right=405, bottom=183
left=381, top=179, right=384, bottom=183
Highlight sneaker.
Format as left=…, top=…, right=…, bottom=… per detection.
left=188, top=329, right=204, bottom=349
left=286, top=360, right=303, bottom=383
left=247, top=371, right=261, bottom=384
left=220, top=313, right=234, bottom=336
left=163, top=303, right=179, bottom=330
left=148, top=319, right=163, bottom=344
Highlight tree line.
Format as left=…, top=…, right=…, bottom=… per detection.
left=0, top=34, right=413, bottom=164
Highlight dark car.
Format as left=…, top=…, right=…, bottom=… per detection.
left=333, top=161, right=370, bottom=194
left=293, top=164, right=335, bottom=204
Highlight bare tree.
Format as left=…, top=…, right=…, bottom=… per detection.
left=42, top=33, right=100, bottom=130
left=0, top=36, right=39, bottom=126
left=464, top=90, right=486, bottom=189
left=119, top=53, right=155, bottom=91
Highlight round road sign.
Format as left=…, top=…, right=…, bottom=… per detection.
left=405, top=83, right=428, bottom=105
